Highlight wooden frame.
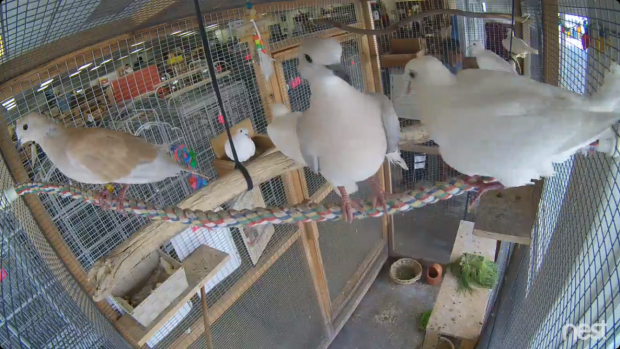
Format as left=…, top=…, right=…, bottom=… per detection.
left=1, top=1, right=387, bottom=348
left=542, top=0, right=560, bottom=87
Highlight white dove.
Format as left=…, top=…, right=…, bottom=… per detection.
left=403, top=55, right=620, bottom=206
left=268, top=99, right=408, bottom=199
left=15, top=113, right=210, bottom=209
left=503, top=28, right=539, bottom=58
left=224, top=128, right=256, bottom=162
left=295, top=38, right=402, bottom=222
left=470, top=40, right=517, bottom=75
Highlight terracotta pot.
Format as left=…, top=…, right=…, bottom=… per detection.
left=426, top=263, right=443, bottom=286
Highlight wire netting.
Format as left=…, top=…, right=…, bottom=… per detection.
left=0, top=1, right=385, bottom=348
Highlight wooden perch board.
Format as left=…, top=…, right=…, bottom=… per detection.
left=118, top=245, right=230, bottom=346
left=473, top=185, right=536, bottom=245
left=423, top=221, right=496, bottom=348
left=87, top=123, right=431, bottom=301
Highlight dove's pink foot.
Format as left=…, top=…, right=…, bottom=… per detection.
left=369, top=175, right=388, bottom=213
left=98, top=189, right=113, bottom=209
left=465, top=176, right=505, bottom=210
left=338, top=186, right=363, bottom=223
left=116, top=184, right=130, bottom=213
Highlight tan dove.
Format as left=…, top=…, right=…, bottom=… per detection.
left=15, top=112, right=209, bottom=209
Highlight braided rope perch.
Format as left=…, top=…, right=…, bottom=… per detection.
left=5, top=177, right=492, bottom=228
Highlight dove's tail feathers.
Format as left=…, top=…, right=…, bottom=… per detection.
left=528, top=47, right=539, bottom=55
left=333, top=182, right=359, bottom=197
left=385, top=151, right=409, bottom=171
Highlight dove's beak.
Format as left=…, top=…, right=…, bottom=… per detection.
left=15, top=138, right=21, bottom=149
left=406, top=80, right=412, bottom=95
left=326, top=64, right=352, bottom=85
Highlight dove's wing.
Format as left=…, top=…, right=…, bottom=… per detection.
left=65, top=128, right=160, bottom=182
left=474, top=50, right=517, bottom=75
left=267, top=108, right=306, bottom=165
left=422, top=68, right=618, bottom=186
left=297, top=116, right=320, bottom=173
left=366, top=92, right=400, bottom=153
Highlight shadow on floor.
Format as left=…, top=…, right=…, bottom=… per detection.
left=330, top=261, right=440, bottom=349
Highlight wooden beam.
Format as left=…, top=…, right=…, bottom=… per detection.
left=362, top=0, right=384, bottom=93
left=0, top=114, right=138, bottom=347
left=543, top=0, right=560, bottom=87
left=168, top=230, right=301, bottom=348
left=301, top=223, right=334, bottom=336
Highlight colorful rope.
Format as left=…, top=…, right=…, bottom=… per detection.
left=11, top=177, right=490, bottom=229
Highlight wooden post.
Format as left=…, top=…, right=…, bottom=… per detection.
left=362, top=0, right=384, bottom=94
left=200, top=286, right=215, bottom=349
left=543, top=0, right=560, bottom=86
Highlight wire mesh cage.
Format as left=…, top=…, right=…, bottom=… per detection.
left=0, top=1, right=387, bottom=348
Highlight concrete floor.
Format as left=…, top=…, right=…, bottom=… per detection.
left=330, top=261, right=440, bottom=349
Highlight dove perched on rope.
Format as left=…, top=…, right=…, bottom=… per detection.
left=470, top=40, right=517, bottom=75
left=403, top=55, right=620, bottom=207
left=224, top=128, right=256, bottom=162
left=14, top=113, right=210, bottom=210
left=503, top=28, right=538, bottom=58
left=295, top=38, right=407, bottom=222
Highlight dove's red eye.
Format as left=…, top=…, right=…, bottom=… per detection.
left=22, top=124, right=28, bottom=131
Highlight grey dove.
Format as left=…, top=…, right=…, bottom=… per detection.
left=15, top=112, right=209, bottom=209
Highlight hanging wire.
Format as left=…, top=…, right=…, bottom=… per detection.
left=192, top=0, right=254, bottom=191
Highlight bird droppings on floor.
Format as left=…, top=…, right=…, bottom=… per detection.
left=330, top=261, right=440, bottom=349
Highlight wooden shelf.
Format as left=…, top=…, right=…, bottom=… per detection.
left=117, top=245, right=230, bottom=346
left=473, top=185, right=536, bottom=245
left=423, top=221, right=497, bottom=349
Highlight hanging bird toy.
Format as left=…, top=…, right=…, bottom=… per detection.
left=171, top=144, right=207, bottom=190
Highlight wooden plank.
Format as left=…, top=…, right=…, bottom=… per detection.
left=331, top=240, right=386, bottom=318
left=0, top=113, right=138, bottom=346
left=422, top=331, right=440, bottom=349
left=362, top=0, right=383, bottom=93
left=543, top=0, right=560, bottom=86
left=168, top=230, right=301, bottom=348
left=473, top=186, right=535, bottom=245
left=301, top=223, right=334, bottom=336
left=118, top=245, right=230, bottom=346
left=426, top=221, right=496, bottom=340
